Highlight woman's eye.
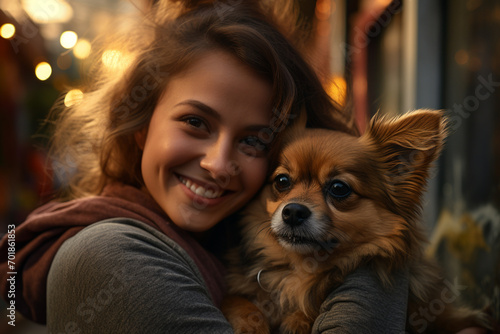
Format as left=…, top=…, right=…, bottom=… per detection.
left=273, top=174, right=291, bottom=192
left=327, top=180, right=352, bottom=200
left=181, top=116, right=208, bottom=131
left=239, top=136, right=268, bottom=156
left=242, top=136, right=267, bottom=150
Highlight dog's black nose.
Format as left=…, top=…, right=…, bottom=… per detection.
left=282, top=203, right=311, bottom=227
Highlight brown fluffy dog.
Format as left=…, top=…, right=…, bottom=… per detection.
left=222, top=110, right=492, bottom=333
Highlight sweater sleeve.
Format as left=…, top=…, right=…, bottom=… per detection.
left=46, top=218, right=234, bottom=334
left=312, top=266, right=409, bottom=334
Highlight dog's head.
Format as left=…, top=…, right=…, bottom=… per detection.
left=257, top=109, right=447, bottom=271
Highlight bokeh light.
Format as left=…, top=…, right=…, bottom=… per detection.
left=35, top=62, right=52, bottom=81
left=315, top=0, right=331, bottom=21
left=60, top=30, right=78, bottom=49
left=0, top=23, right=16, bottom=39
left=73, top=39, right=92, bottom=59
left=101, top=49, right=133, bottom=71
left=22, top=0, right=73, bottom=24
left=327, top=76, right=347, bottom=106
left=455, top=49, right=469, bottom=65
left=102, top=49, right=122, bottom=68
left=64, top=89, right=84, bottom=107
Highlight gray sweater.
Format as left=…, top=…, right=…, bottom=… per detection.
left=46, top=219, right=408, bottom=333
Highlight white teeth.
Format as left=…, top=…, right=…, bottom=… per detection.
left=178, top=176, right=224, bottom=199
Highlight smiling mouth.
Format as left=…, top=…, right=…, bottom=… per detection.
left=177, top=175, right=225, bottom=199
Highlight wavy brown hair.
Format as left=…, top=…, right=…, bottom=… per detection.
left=47, top=0, right=357, bottom=199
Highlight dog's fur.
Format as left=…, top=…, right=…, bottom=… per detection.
left=222, top=110, right=493, bottom=333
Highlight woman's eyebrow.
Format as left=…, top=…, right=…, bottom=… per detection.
left=175, top=99, right=271, bottom=132
left=245, top=124, right=270, bottom=132
left=175, top=100, right=221, bottom=121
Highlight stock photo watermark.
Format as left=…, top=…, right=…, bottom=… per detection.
left=448, top=73, right=500, bottom=131
left=407, top=277, right=467, bottom=333
left=112, top=63, right=168, bottom=121
left=8, top=18, right=38, bottom=54
left=5, top=224, right=17, bottom=326
left=341, top=1, right=401, bottom=62
left=178, top=108, right=298, bottom=226
left=7, top=0, right=68, bottom=54
left=46, top=268, right=129, bottom=334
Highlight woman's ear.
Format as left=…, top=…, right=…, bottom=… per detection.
left=134, top=127, right=148, bottom=150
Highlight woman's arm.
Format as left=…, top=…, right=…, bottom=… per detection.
left=46, top=219, right=234, bottom=333
left=312, top=266, right=409, bottom=334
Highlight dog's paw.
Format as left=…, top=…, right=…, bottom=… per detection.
left=222, top=295, right=270, bottom=334
left=230, top=312, right=270, bottom=334
left=279, top=311, right=312, bottom=334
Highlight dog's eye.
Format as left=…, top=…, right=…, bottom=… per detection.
left=274, top=174, right=291, bottom=192
left=327, top=180, right=352, bottom=200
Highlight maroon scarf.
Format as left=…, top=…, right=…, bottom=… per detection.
left=0, top=183, right=227, bottom=324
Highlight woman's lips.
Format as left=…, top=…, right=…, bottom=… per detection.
left=176, top=174, right=233, bottom=207
left=178, top=175, right=224, bottom=199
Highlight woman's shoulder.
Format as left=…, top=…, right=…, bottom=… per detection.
left=52, top=218, right=199, bottom=273
left=69, top=218, right=181, bottom=246
left=46, top=218, right=232, bottom=332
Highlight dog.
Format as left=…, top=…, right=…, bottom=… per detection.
left=221, top=109, right=493, bottom=333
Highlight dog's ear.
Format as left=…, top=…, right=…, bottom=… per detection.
left=363, top=109, right=448, bottom=219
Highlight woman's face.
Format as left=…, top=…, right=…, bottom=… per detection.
left=137, top=50, right=273, bottom=232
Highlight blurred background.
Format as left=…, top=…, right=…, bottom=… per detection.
left=0, top=0, right=499, bottom=332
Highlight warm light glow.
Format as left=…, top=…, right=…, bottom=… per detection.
left=102, top=49, right=121, bottom=68
left=374, top=0, right=393, bottom=8
left=363, top=0, right=393, bottom=12
left=101, top=49, right=133, bottom=71
left=60, top=30, right=78, bottom=49
left=315, top=0, right=331, bottom=21
left=22, top=0, right=73, bottom=24
left=73, top=39, right=91, bottom=59
left=35, top=62, right=52, bottom=81
left=455, top=49, right=469, bottom=65
left=327, top=76, right=347, bottom=106
left=64, top=89, right=84, bottom=107
left=0, top=23, right=16, bottom=39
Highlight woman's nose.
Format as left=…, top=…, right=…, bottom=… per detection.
left=199, top=137, right=239, bottom=185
